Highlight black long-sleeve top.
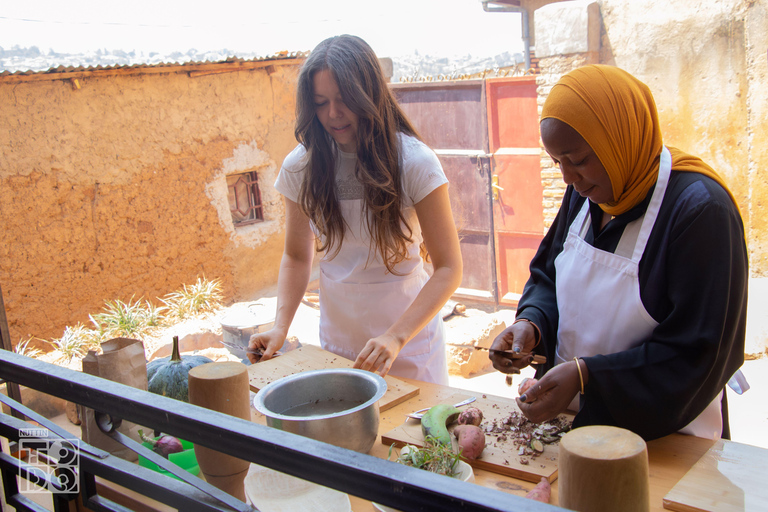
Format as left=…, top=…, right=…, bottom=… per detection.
left=517, top=170, right=748, bottom=441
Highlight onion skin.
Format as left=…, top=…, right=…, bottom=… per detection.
left=154, top=435, right=184, bottom=458
left=140, top=429, right=184, bottom=458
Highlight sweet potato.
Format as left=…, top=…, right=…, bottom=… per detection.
left=457, top=407, right=484, bottom=426
left=453, top=424, right=485, bottom=460
left=518, top=377, right=537, bottom=396
left=525, top=477, right=551, bottom=503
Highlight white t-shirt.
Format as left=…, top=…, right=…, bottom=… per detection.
left=275, top=133, right=448, bottom=282
left=276, top=133, right=446, bottom=206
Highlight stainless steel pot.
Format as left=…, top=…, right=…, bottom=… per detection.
left=252, top=368, right=387, bottom=453
left=219, top=302, right=275, bottom=360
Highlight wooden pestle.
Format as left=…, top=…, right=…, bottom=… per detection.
left=188, top=361, right=251, bottom=502
left=558, top=425, right=650, bottom=512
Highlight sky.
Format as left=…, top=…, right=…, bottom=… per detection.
left=0, top=0, right=524, bottom=59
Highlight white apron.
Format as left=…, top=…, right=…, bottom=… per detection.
left=553, top=146, right=725, bottom=439
left=318, top=198, right=448, bottom=385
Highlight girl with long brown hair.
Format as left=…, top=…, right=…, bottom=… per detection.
left=249, top=35, right=462, bottom=384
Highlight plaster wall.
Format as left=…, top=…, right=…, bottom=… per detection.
left=0, top=63, right=301, bottom=345
left=521, top=0, right=573, bottom=48
left=533, top=0, right=766, bottom=278
left=535, top=0, right=601, bottom=58
left=599, top=0, right=759, bottom=265
left=744, top=1, right=768, bottom=277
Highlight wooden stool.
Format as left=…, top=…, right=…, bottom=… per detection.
left=188, top=362, right=251, bottom=502
left=559, top=425, right=649, bottom=512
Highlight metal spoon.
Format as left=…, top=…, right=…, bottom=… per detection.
left=406, top=396, right=477, bottom=420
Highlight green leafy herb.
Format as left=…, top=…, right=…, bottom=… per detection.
left=388, top=435, right=461, bottom=477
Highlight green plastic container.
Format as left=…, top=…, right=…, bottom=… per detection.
left=138, top=437, right=200, bottom=481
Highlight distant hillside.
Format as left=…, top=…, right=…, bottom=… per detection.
left=391, top=50, right=524, bottom=82
left=0, top=46, right=266, bottom=73
left=1, top=45, right=523, bottom=82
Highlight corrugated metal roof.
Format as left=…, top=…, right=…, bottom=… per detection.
left=0, top=51, right=309, bottom=80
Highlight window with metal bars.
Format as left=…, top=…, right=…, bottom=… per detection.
left=226, top=171, right=264, bottom=226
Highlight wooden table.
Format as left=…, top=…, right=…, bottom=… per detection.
left=93, top=375, right=715, bottom=512
left=318, top=377, right=716, bottom=511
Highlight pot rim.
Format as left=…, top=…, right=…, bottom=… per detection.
left=252, top=368, right=387, bottom=421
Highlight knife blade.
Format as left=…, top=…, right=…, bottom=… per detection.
left=219, top=339, right=269, bottom=356
left=473, top=346, right=547, bottom=365
left=220, top=336, right=302, bottom=361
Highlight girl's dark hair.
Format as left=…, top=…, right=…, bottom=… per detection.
left=294, top=34, right=423, bottom=274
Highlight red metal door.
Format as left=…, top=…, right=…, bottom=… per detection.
left=391, top=81, right=497, bottom=302
left=486, top=77, right=543, bottom=306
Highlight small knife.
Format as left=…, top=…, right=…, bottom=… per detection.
left=218, top=339, right=280, bottom=359
left=473, top=346, right=547, bottom=365
left=219, top=339, right=265, bottom=355
left=220, top=337, right=302, bottom=360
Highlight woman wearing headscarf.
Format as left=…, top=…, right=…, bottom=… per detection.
left=489, top=65, right=748, bottom=441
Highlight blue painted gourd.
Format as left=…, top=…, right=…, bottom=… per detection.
left=147, top=335, right=213, bottom=402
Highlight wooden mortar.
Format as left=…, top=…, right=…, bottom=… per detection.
left=558, top=425, right=649, bottom=512
left=188, top=361, right=251, bottom=502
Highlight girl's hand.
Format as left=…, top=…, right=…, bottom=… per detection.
left=353, top=334, right=402, bottom=377
left=515, top=360, right=584, bottom=423
left=247, top=329, right=287, bottom=364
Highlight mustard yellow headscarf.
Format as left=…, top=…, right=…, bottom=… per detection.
left=541, top=65, right=735, bottom=216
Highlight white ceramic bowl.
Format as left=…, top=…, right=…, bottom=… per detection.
left=372, top=460, right=474, bottom=512
left=244, top=463, right=351, bottom=512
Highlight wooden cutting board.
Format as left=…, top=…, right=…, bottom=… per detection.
left=381, top=392, right=571, bottom=483
left=247, top=344, right=419, bottom=412
left=663, top=439, right=768, bottom=512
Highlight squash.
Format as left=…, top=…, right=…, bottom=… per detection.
left=147, top=336, right=213, bottom=402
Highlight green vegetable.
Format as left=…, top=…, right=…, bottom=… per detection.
left=420, top=404, right=461, bottom=447
left=530, top=439, right=545, bottom=452
left=146, top=336, right=212, bottom=402
left=389, top=437, right=461, bottom=477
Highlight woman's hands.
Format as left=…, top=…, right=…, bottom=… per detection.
left=354, top=184, right=460, bottom=379
left=353, top=333, right=402, bottom=377
left=247, top=328, right=288, bottom=364
left=489, top=321, right=539, bottom=374
left=491, top=319, right=587, bottom=423
left=247, top=198, right=314, bottom=365
left=516, top=359, right=587, bottom=423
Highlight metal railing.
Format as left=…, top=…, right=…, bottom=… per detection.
left=0, top=350, right=561, bottom=511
